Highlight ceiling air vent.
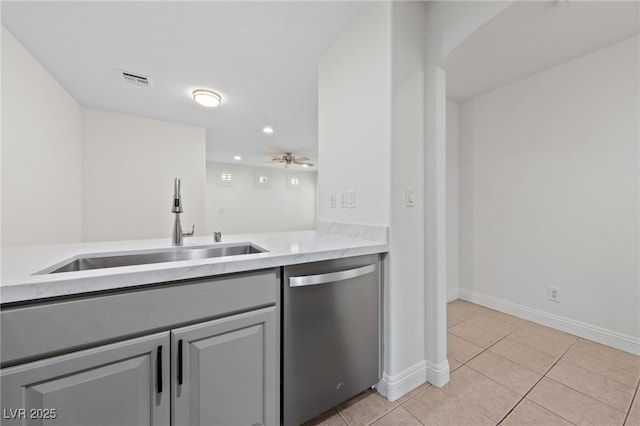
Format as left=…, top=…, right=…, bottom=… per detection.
left=120, top=70, right=151, bottom=87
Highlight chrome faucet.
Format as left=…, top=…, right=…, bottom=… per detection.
left=171, top=177, right=194, bottom=246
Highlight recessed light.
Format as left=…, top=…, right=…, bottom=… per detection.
left=302, top=164, right=309, bottom=168
left=233, top=155, right=242, bottom=161
left=263, top=126, right=274, bottom=134
left=192, top=89, right=222, bottom=107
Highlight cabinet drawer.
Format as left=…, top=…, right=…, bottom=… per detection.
left=1, top=269, right=277, bottom=366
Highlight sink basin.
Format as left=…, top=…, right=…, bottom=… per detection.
left=39, top=243, right=267, bottom=274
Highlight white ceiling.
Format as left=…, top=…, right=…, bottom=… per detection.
left=6, top=1, right=637, bottom=164
left=1, top=1, right=366, bottom=169
left=444, top=1, right=640, bottom=101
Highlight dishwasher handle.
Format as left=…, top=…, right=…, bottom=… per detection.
left=289, top=264, right=376, bottom=287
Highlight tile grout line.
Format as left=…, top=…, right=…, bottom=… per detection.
left=311, top=301, right=638, bottom=425
left=557, top=349, right=640, bottom=389
left=551, top=358, right=639, bottom=408
left=377, top=404, right=426, bottom=426
left=465, top=321, right=529, bottom=425
left=449, top=318, right=533, bottom=425
left=362, top=403, right=400, bottom=426
left=397, top=384, right=432, bottom=408
left=543, top=375, right=629, bottom=417
left=448, top=305, right=570, bottom=425
left=484, top=333, right=571, bottom=376
left=498, top=324, right=579, bottom=360
left=448, top=302, right=640, bottom=425
left=518, top=399, right=579, bottom=426
left=453, top=316, right=524, bottom=367
left=495, top=337, right=581, bottom=425
left=623, top=377, right=639, bottom=424
left=337, top=389, right=400, bottom=426
left=336, top=407, right=349, bottom=426
left=397, top=382, right=429, bottom=403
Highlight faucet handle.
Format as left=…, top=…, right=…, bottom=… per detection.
left=182, top=225, right=195, bottom=237
left=214, top=231, right=222, bottom=243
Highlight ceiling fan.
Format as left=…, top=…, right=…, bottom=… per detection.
left=266, top=153, right=314, bottom=168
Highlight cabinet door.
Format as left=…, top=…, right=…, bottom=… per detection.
left=172, top=307, right=278, bottom=426
left=1, top=332, right=170, bottom=426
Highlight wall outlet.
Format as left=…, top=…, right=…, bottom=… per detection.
left=548, top=286, right=561, bottom=302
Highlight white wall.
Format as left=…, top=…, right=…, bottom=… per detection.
left=459, top=36, right=639, bottom=349
left=424, top=1, right=513, bottom=63
left=82, top=109, right=206, bottom=242
left=317, top=0, right=515, bottom=398
left=446, top=99, right=459, bottom=302
left=205, top=162, right=316, bottom=235
left=317, top=2, right=391, bottom=226
left=1, top=25, right=83, bottom=246
left=384, top=0, right=427, bottom=397
left=421, top=0, right=516, bottom=387
left=318, top=2, right=433, bottom=399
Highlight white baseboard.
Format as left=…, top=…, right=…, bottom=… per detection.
left=377, top=361, right=427, bottom=401
left=458, top=289, right=640, bottom=355
left=378, top=358, right=450, bottom=401
left=426, top=359, right=450, bottom=387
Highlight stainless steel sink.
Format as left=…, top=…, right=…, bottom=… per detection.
left=39, top=243, right=267, bottom=274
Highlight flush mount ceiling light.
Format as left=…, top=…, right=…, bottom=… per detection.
left=262, top=126, right=274, bottom=134
left=192, top=89, right=222, bottom=107
left=233, top=155, right=242, bottom=161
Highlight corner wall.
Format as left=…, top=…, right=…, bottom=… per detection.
left=458, top=37, right=640, bottom=353
left=317, top=2, right=391, bottom=226
left=380, top=1, right=427, bottom=400
left=82, top=109, right=206, bottom=242
left=2, top=26, right=208, bottom=247
left=1, top=25, right=83, bottom=246
left=318, top=2, right=433, bottom=400
left=446, top=99, right=459, bottom=302
left=422, top=0, right=516, bottom=389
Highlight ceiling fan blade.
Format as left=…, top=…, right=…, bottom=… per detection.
left=294, top=156, right=310, bottom=162
left=293, top=160, right=314, bottom=167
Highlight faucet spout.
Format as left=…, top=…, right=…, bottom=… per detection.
left=172, top=177, right=183, bottom=213
left=171, top=177, right=194, bottom=246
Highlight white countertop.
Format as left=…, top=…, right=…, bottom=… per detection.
left=1, top=230, right=388, bottom=304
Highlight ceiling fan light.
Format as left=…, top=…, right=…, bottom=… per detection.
left=193, top=89, right=222, bottom=107
left=263, top=126, right=274, bottom=134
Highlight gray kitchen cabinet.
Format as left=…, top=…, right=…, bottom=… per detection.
left=1, top=332, right=170, bottom=426
left=172, top=306, right=277, bottom=426
left=1, top=269, right=279, bottom=426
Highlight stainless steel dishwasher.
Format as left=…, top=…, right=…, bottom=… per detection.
left=282, top=254, right=382, bottom=426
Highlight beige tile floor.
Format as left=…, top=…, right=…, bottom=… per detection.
left=304, top=300, right=640, bottom=426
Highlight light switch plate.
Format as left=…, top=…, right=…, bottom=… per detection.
left=330, top=192, right=336, bottom=208
left=339, top=191, right=347, bottom=208
left=347, top=190, right=356, bottom=208
left=406, top=187, right=415, bottom=207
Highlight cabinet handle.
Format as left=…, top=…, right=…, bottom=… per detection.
left=156, top=346, right=163, bottom=394
left=177, top=339, right=183, bottom=385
